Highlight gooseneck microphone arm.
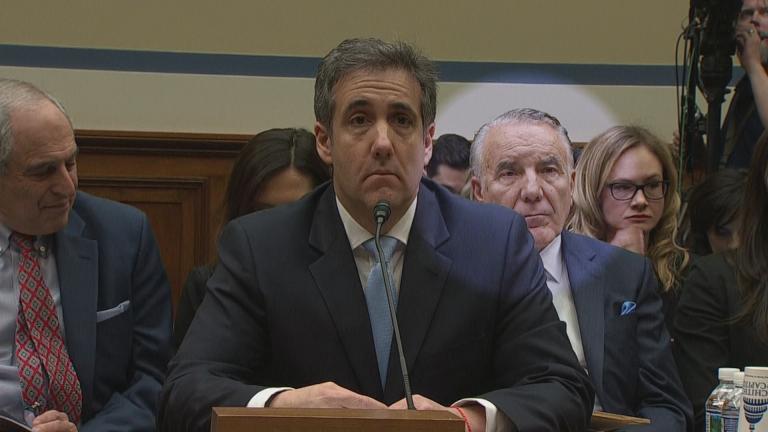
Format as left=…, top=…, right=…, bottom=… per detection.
left=373, top=201, right=415, bottom=410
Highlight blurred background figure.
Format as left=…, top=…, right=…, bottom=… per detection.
left=425, top=133, right=471, bottom=194
left=682, top=169, right=747, bottom=256
left=571, top=126, right=690, bottom=325
left=673, top=133, right=768, bottom=431
left=173, top=128, right=330, bottom=348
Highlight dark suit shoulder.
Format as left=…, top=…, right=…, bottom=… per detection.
left=562, top=230, right=650, bottom=274
left=72, top=191, right=147, bottom=230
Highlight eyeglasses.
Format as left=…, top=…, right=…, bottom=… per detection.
left=606, top=180, right=669, bottom=201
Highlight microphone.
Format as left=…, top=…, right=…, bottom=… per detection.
left=372, top=200, right=415, bottom=410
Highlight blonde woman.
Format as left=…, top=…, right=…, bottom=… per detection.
left=571, top=126, right=689, bottom=323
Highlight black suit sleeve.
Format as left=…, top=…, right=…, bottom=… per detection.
left=158, top=221, right=270, bottom=432
left=481, top=218, right=595, bottom=431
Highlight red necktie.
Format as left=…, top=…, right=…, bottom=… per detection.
left=13, top=233, right=82, bottom=424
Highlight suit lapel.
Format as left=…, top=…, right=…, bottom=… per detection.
left=561, top=231, right=605, bottom=397
left=55, top=208, right=98, bottom=415
left=308, top=187, right=382, bottom=399
left=384, top=184, right=451, bottom=401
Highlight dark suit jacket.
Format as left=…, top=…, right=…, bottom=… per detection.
left=720, top=76, right=763, bottom=169
left=172, top=265, right=214, bottom=349
left=57, top=191, right=172, bottom=431
left=158, top=179, right=594, bottom=432
left=672, top=253, right=768, bottom=431
left=561, top=232, right=692, bottom=431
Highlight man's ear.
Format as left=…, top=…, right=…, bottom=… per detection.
left=423, top=123, right=435, bottom=167
left=471, top=176, right=484, bottom=202
left=315, top=121, right=333, bottom=166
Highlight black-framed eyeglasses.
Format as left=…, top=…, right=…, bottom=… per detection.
left=606, top=180, right=669, bottom=201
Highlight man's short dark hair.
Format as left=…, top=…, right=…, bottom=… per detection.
left=314, top=38, right=438, bottom=133
left=426, top=134, right=471, bottom=177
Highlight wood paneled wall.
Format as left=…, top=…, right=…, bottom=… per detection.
left=75, top=130, right=250, bottom=313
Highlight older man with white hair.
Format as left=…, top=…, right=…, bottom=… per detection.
left=471, top=108, right=692, bottom=431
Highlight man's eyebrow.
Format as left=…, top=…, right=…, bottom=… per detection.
left=389, top=101, right=417, bottom=115
left=494, top=160, right=518, bottom=174
left=340, top=99, right=371, bottom=115
left=538, top=155, right=563, bottom=167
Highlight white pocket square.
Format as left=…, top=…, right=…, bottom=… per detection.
left=96, top=300, right=131, bottom=323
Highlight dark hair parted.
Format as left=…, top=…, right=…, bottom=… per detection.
left=735, top=132, right=768, bottom=340
left=685, top=169, right=747, bottom=255
left=314, top=38, right=438, bottom=132
left=426, top=134, right=471, bottom=177
left=223, top=128, right=330, bottom=223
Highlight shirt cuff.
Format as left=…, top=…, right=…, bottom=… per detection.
left=454, top=398, right=513, bottom=432
left=246, top=387, right=294, bottom=407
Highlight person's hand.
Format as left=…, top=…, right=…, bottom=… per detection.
left=608, top=226, right=647, bottom=255
left=31, top=410, right=77, bottom=432
left=736, top=24, right=764, bottom=75
left=267, top=381, right=387, bottom=409
left=389, top=395, right=486, bottom=432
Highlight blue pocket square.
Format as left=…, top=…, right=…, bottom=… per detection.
left=620, top=301, right=637, bottom=316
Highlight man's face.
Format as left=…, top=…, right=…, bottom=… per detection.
left=472, top=122, right=573, bottom=251
left=315, top=68, right=433, bottom=230
left=431, top=165, right=469, bottom=194
left=0, top=101, right=78, bottom=235
left=740, top=0, right=768, bottom=62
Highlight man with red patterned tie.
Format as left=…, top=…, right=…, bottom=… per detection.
left=0, top=79, right=172, bottom=432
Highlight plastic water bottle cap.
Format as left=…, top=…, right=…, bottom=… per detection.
left=718, top=367, right=740, bottom=380
left=734, top=371, right=745, bottom=386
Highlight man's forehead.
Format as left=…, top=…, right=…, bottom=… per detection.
left=742, top=0, right=768, bottom=10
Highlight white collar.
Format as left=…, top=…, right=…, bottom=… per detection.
left=336, top=196, right=417, bottom=250
left=539, top=234, right=564, bottom=284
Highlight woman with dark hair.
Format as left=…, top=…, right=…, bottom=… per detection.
left=173, top=128, right=330, bottom=348
left=683, top=169, right=748, bottom=256
left=673, top=133, right=768, bottom=431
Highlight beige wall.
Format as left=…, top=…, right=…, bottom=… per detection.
left=0, top=0, right=693, bottom=139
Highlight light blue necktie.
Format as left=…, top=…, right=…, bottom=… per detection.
left=362, top=236, right=399, bottom=388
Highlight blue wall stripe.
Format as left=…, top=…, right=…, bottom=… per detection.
left=0, top=44, right=742, bottom=86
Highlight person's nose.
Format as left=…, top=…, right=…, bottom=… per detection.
left=520, top=171, right=543, bottom=203
left=630, top=187, right=648, bottom=209
left=371, top=122, right=394, bottom=160
left=50, top=164, right=77, bottom=197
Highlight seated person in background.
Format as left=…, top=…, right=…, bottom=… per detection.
left=682, top=169, right=747, bottom=256
left=159, top=37, right=594, bottom=432
left=673, top=134, right=768, bottom=432
left=471, top=108, right=692, bottom=431
left=173, top=127, right=330, bottom=349
left=570, top=126, right=690, bottom=327
left=716, top=0, right=768, bottom=169
left=425, top=133, right=471, bottom=194
left=0, top=79, right=172, bottom=431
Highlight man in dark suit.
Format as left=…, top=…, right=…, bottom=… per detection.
left=471, top=108, right=692, bottom=431
left=0, top=79, right=172, bottom=431
left=159, top=38, right=594, bottom=432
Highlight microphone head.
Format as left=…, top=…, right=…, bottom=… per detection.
left=373, top=201, right=391, bottom=224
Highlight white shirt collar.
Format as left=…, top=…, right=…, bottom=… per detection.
left=539, top=234, right=564, bottom=284
left=336, top=196, right=417, bottom=250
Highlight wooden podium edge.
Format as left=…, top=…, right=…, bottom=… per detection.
left=590, top=411, right=650, bottom=431
left=211, top=407, right=465, bottom=432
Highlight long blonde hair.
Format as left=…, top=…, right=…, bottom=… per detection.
left=571, top=126, right=689, bottom=293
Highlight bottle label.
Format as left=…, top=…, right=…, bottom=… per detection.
left=723, top=413, right=739, bottom=432
left=708, top=410, right=723, bottom=432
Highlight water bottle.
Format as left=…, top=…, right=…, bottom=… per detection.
left=707, top=368, right=740, bottom=431
left=722, top=371, right=745, bottom=431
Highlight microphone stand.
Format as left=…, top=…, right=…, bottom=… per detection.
left=373, top=202, right=415, bottom=410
